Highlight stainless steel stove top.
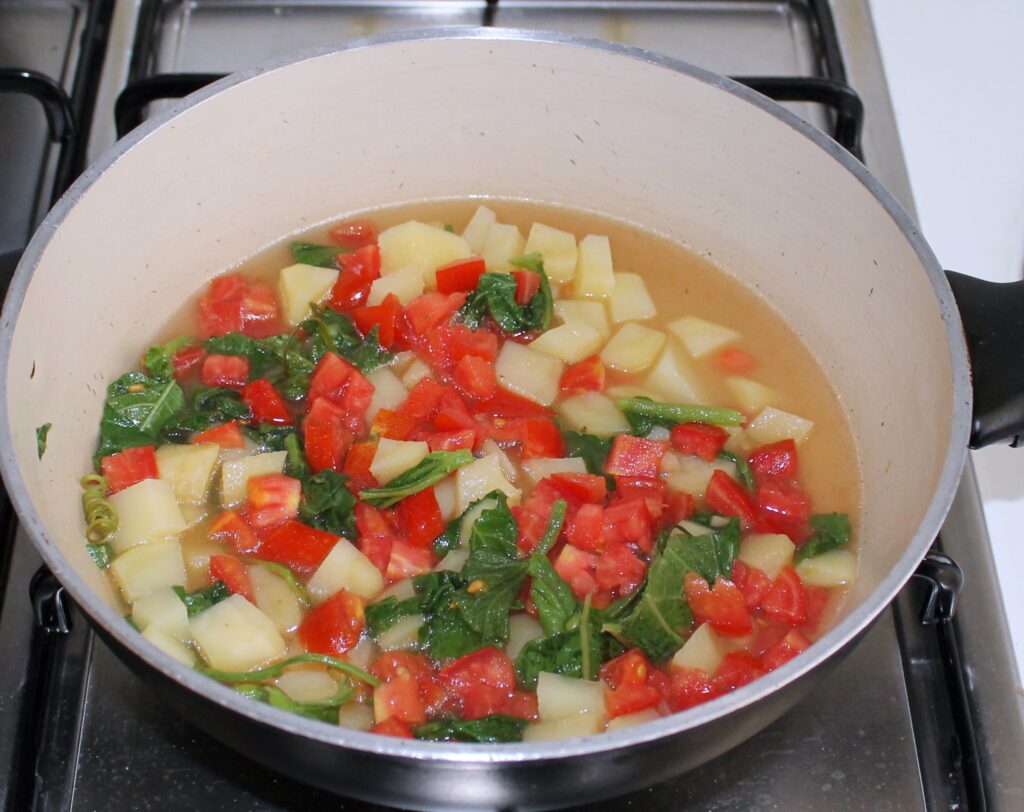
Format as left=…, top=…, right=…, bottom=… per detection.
left=2, top=2, right=1022, bottom=810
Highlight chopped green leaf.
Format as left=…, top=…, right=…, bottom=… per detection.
left=459, top=262, right=554, bottom=334
left=432, top=515, right=463, bottom=558
left=510, top=253, right=554, bottom=332
left=173, top=581, right=231, bottom=617
left=366, top=596, right=422, bottom=637
left=414, top=714, right=528, bottom=743
left=143, top=335, right=194, bottom=381
left=515, top=595, right=615, bottom=688
left=86, top=542, right=111, bottom=569
left=794, top=512, right=852, bottom=563
left=234, top=682, right=354, bottom=723
left=533, top=499, right=567, bottom=557
left=290, top=241, right=349, bottom=268
left=528, top=552, right=576, bottom=636
left=359, top=449, right=473, bottom=508
left=256, top=562, right=312, bottom=606
left=415, top=571, right=485, bottom=660
left=161, top=386, right=251, bottom=442
left=718, top=451, right=754, bottom=490
left=304, top=304, right=392, bottom=373
left=299, top=470, right=357, bottom=538
left=244, top=422, right=296, bottom=452
left=203, top=332, right=289, bottom=377
left=560, top=429, right=613, bottom=480
left=443, top=224, right=455, bottom=233
left=618, top=396, right=744, bottom=435
left=199, top=651, right=378, bottom=687
left=96, top=372, right=186, bottom=462
left=283, top=432, right=311, bottom=481
left=673, top=519, right=741, bottom=584
left=36, top=422, right=51, bottom=459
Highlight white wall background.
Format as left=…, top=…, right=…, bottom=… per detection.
left=869, top=0, right=1024, bottom=682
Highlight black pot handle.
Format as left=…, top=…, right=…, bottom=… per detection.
left=945, top=271, right=1024, bottom=448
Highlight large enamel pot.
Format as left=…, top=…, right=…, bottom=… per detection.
left=1, top=30, right=1021, bottom=812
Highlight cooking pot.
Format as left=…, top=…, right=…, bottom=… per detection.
left=1, top=29, right=1021, bottom=812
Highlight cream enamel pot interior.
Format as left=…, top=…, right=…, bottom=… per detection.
left=0, top=30, right=974, bottom=811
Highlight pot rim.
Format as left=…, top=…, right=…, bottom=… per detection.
left=0, top=27, right=971, bottom=764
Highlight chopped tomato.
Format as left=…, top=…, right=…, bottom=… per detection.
left=198, top=274, right=281, bottom=338
left=329, top=219, right=377, bottom=249
left=669, top=422, right=729, bottom=461
left=516, top=417, right=565, bottom=459
left=398, top=378, right=446, bottom=422
left=453, top=355, right=497, bottom=399
left=614, top=477, right=666, bottom=522
left=371, top=652, right=448, bottom=716
left=761, top=566, right=809, bottom=626
left=705, top=469, right=756, bottom=525
left=605, top=434, right=667, bottom=479
left=308, top=353, right=374, bottom=433
left=257, top=520, right=339, bottom=573
left=373, top=675, right=426, bottom=724
left=668, top=666, right=720, bottom=711
left=747, top=439, right=798, bottom=481
left=438, top=648, right=534, bottom=720
left=601, top=651, right=663, bottom=719
left=208, top=510, right=260, bottom=555
left=328, top=245, right=380, bottom=311
left=602, top=496, right=654, bottom=552
left=192, top=420, right=246, bottom=448
left=209, top=555, right=254, bottom=602
left=683, top=572, right=753, bottom=637
left=403, top=292, right=467, bottom=335
left=386, top=539, right=434, bottom=582
left=666, top=491, right=695, bottom=525
left=513, top=505, right=550, bottom=554
left=549, top=472, right=607, bottom=505
left=449, top=324, right=499, bottom=363
left=171, top=345, right=205, bottom=379
left=761, top=629, right=810, bottom=671
left=304, top=397, right=353, bottom=473
left=802, top=585, right=831, bottom=633
left=474, top=389, right=554, bottom=419
left=240, top=281, right=282, bottom=338
left=715, top=347, right=757, bottom=374
left=554, top=545, right=600, bottom=600
left=566, top=504, right=605, bottom=552
left=356, top=503, right=392, bottom=537
left=99, top=445, right=158, bottom=494
left=730, top=559, right=771, bottom=612
left=246, top=473, right=301, bottom=528
left=425, top=428, right=476, bottom=452
left=435, top=257, right=486, bottom=293
left=713, top=652, right=765, bottom=692
left=559, top=355, right=605, bottom=394
left=371, top=408, right=417, bottom=441
left=358, top=534, right=393, bottom=576
left=241, top=378, right=292, bottom=425
left=398, top=488, right=445, bottom=548
left=343, top=441, right=378, bottom=490
left=298, top=589, right=366, bottom=655
left=369, top=717, right=414, bottom=738
left=594, top=544, right=647, bottom=596
left=511, top=269, right=541, bottom=305
left=352, top=293, right=401, bottom=349
left=754, top=479, right=811, bottom=540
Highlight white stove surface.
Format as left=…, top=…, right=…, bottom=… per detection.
left=870, top=0, right=1024, bottom=689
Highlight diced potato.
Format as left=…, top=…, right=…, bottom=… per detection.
left=276, top=669, right=338, bottom=702
left=278, top=263, right=338, bottom=326
left=529, top=321, right=604, bottom=363
left=495, top=341, right=564, bottom=406
left=608, top=273, right=656, bottom=323
left=131, top=586, right=190, bottom=641
left=482, top=223, right=525, bottom=272
left=307, top=539, right=384, bottom=601
left=676, top=520, right=714, bottom=537
left=435, top=548, right=470, bottom=572
left=248, top=564, right=303, bottom=635
left=796, top=549, right=857, bottom=587
left=155, top=443, right=221, bottom=504
left=401, top=357, right=431, bottom=389
left=642, top=343, right=709, bottom=404
left=374, top=578, right=417, bottom=603
left=604, top=384, right=661, bottom=401
left=747, top=407, right=815, bottom=445
left=220, top=450, right=286, bottom=508
left=181, top=535, right=224, bottom=584
left=433, top=477, right=458, bottom=522
left=506, top=613, right=545, bottom=660
left=369, top=438, right=430, bottom=485
left=524, top=222, right=578, bottom=283
left=455, top=454, right=521, bottom=513
left=664, top=454, right=715, bottom=498
left=461, top=205, right=497, bottom=254
left=668, top=316, right=741, bottom=359
left=523, top=712, right=603, bottom=742
left=378, top=220, right=471, bottom=283
left=365, top=368, right=407, bottom=424
left=179, top=502, right=208, bottom=530
left=726, top=377, right=777, bottom=415
left=389, top=350, right=417, bottom=376
left=110, top=539, right=186, bottom=602
left=108, top=478, right=187, bottom=554
left=189, top=594, right=286, bottom=672
left=723, top=426, right=754, bottom=456
left=600, top=323, right=666, bottom=373
left=141, top=625, right=195, bottom=667
left=345, top=636, right=380, bottom=671
left=738, top=533, right=796, bottom=579
left=338, top=701, right=375, bottom=731
left=377, top=614, right=424, bottom=651
left=479, top=439, right=517, bottom=483
left=672, top=623, right=725, bottom=674
left=537, top=672, right=607, bottom=721
left=367, top=265, right=424, bottom=306
left=554, top=299, right=611, bottom=339
left=557, top=391, right=630, bottom=436
left=519, top=457, right=587, bottom=485
left=571, top=234, right=615, bottom=298
left=605, top=708, right=661, bottom=733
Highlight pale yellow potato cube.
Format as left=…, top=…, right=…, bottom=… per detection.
left=557, top=391, right=630, bottom=436
left=345, top=636, right=380, bottom=672
left=529, top=321, right=604, bottom=363
left=110, top=539, right=186, bottom=602
left=726, top=377, right=778, bottom=415
left=131, top=586, right=190, bottom=641
left=668, top=315, right=741, bottom=359
left=608, top=272, right=656, bottom=323
left=495, top=341, right=564, bottom=406
left=220, top=450, right=286, bottom=508
left=482, top=223, right=525, bottom=272
left=369, top=438, right=429, bottom=485
left=435, top=548, right=470, bottom=573
left=400, top=357, right=431, bottom=389
left=365, top=367, right=407, bottom=424
left=739, top=533, right=796, bottom=579
left=141, top=625, right=195, bottom=667
left=523, top=712, right=603, bottom=741
left=108, top=478, right=187, bottom=554
left=747, top=407, right=815, bottom=445
left=642, top=343, right=709, bottom=404
left=278, top=263, right=338, bottom=326
left=455, top=454, right=521, bottom=514
left=378, top=220, right=471, bottom=283
left=605, top=709, right=661, bottom=732
left=179, top=503, right=208, bottom=530
left=672, top=623, right=725, bottom=674
left=338, top=701, right=375, bottom=731
left=524, top=222, right=578, bottom=283
left=519, top=457, right=587, bottom=485
left=604, top=384, right=661, bottom=401
left=276, top=670, right=339, bottom=703
left=433, top=477, right=459, bottom=522
left=189, top=594, right=286, bottom=672
left=479, top=438, right=517, bottom=482
left=600, top=323, right=666, bottom=373
left=537, top=672, right=607, bottom=721
left=377, top=614, right=424, bottom=651
left=507, top=614, right=545, bottom=661
left=572, top=234, right=615, bottom=298
left=155, top=442, right=220, bottom=505
left=182, top=535, right=224, bottom=584
left=373, top=579, right=417, bottom=604
left=796, top=549, right=857, bottom=587
left=248, top=564, right=303, bottom=635
left=308, top=539, right=385, bottom=601
left=664, top=454, right=716, bottom=497
left=554, top=299, right=611, bottom=339
left=367, top=265, right=424, bottom=306
left=461, top=204, right=497, bottom=254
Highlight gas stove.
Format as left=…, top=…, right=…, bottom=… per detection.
left=1, top=2, right=1022, bottom=810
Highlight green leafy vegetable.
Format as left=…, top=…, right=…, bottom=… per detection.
left=432, top=515, right=464, bottom=558
left=86, top=542, right=111, bottom=569
left=533, top=499, right=567, bottom=557
left=719, top=451, right=754, bottom=490
left=173, top=581, right=231, bottom=617
left=366, top=595, right=422, bottom=637
left=528, top=552, right=576, bottom=636
left=36, top=423, right=51, bottom=459
left=284, top=432, right=311, bottom=481
left=198, top=651, right=379, bottom=686
left=359, top=449, right=473, bottom=508
left=161, top=386, right=251, bottom=442
left=794, top=513, right=852, bottom=563
left=415, top=571, right=485, bottom=660
left=256, top=562, right=312, bottom=606
left=290, top=241, right=349, bottom=268
left=509, top=253, right=554, bottom=332
left=234, top=682, right=354, bottom=723
left=459, top=259, right=554, bottom=334
left=203, top=332, right=289, bottom=378
left=304, top=304, right=392, bottom=373
left=244, top=423, right=297, bottom=452
left=96, top=372, right=186, bottom=461
left=515, top=595, right=616, bottom=688
left=560, top=429, right=613, bottom=480
left=414, top=714, right=528, bottom=743
left=143, top=335, right=194, bottom=381
left=618, top=396, right=744, bottom=435
left=443, top=223, right=455, bottom=233
left=673, top=518, right=741, bottom=584
left=298, top=469, right=357, bottom=538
